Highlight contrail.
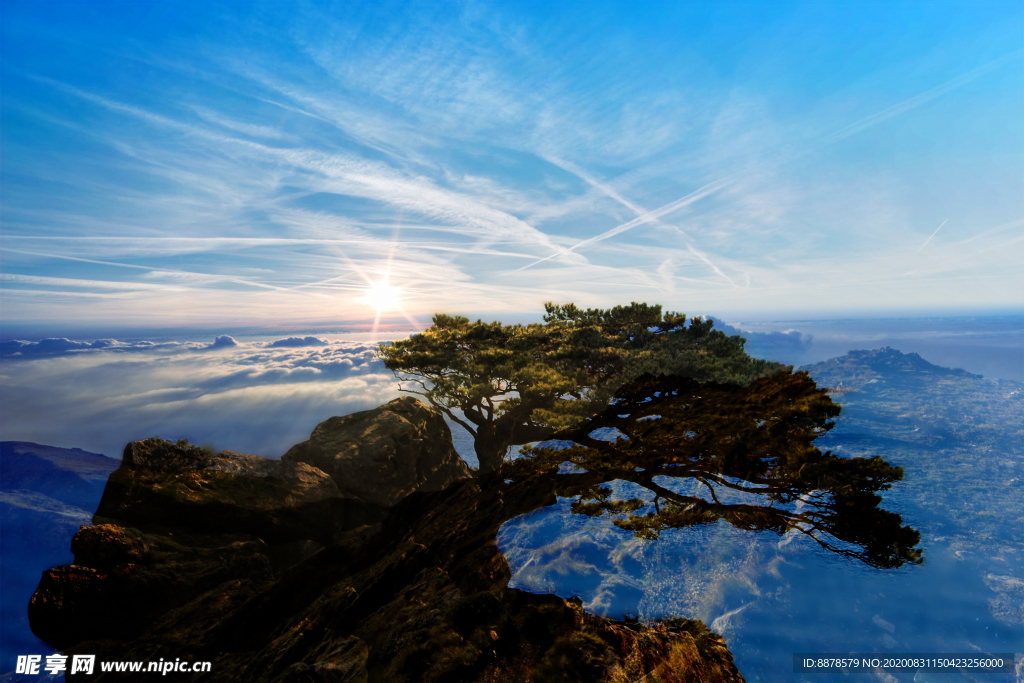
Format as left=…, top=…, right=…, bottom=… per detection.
left=3, top=235, right=537, bottom=259
left=545, top=156, right=737, bottom=286
left=820, top=50, right=1022, bottom=146
left=1, top=248, right=330, bottom=297
left=512, top=176, right=731, bottom=273
left=917, top=218, right=948, bottom=253
left=519, top=50, right=1021, bottom=275
left=687, top=244, right=736, bottom=288
left=546, top=156, right=650, bottom=218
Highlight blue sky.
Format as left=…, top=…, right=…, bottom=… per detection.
left=2, top=0, right=1022, bottom=333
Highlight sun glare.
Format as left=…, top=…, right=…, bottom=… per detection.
left=364, top=282, right=402, bottom=312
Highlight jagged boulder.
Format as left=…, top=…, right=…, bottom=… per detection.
left=34, top=476, right=745, bottom=683
left=30, top=523, right=275, bottom=650
left=28, top=411, right=745, bottom=682
left=29, top=407, right=474, bottom=655
left=29, top=437, right=386, bottom=649
left=96, top=438, right=383, bottom=544
left=282, top=396, right=473, bottom=507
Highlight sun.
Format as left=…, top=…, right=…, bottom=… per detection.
left=363, top=282, right=402, bottom=312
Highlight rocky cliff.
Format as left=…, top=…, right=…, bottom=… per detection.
left=283, top=396, right=473, bottom=507
left=28, top=398, right=744, bottom=682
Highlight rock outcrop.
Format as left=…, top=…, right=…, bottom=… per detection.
left=283, top=396, right=472, bottom=507
left=98, top=437, right=384, bottom=544
left=28, top=409, right=744, bottom=682
left=29, top=437, right=386, bottom=650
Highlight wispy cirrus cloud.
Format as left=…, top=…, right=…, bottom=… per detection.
left=2, top=2, right=1021, bottom=326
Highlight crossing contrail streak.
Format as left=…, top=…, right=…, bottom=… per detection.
left=518, top=50, right=1021, bottom=276
left=547, top=155, right=737, bottom=287
left=512, top=177, right=732, bottom=273
left=2, top=248, right=330, bottom=297
left=917, top=219, right=948, bottom=253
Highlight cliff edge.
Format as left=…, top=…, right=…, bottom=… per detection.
left=28, top=398, right=744, bottom=682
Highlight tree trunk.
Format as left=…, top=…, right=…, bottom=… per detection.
left=473, top=418, right=558, bottom=476
left=474, top=432, right=509, bottom=475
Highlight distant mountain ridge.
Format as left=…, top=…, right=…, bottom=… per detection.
left=1, top=442, right=118, bottom=510
left=801, top=346, right=1023, bottom=630
left=801, top=346, right=1021, bottom=451
left=800, top=346, right=983, bottom=391
left=1, top=442, right=118, bottom=677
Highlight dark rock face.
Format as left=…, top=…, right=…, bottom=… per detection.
left=32, top=475, right=744, bottom=683
left=97, top=438, right=384, bottom=544
left=283, top=396, right=473, bottom=508
left=29, top=437, right=387, bottom=652
left=29, top=523, right=276, bottom=650
left=27, top=415, right=744, bottom=682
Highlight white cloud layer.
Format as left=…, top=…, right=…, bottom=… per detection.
left=0, top=338, right=405, bottom=460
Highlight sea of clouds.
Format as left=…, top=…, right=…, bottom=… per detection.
left=0, top=321, right=828, bottom=465
left=2, top=314, right=1021, bottom=462
left=0, top=325, right=816, bottom=465
left=0, top=335, right=407, bottom=460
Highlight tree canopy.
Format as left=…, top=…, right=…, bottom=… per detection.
left=377, top=302, right=787, bottom=474
left=377, top=301, right=920, bottom=568
left=505, top=370, right=921, bottom=569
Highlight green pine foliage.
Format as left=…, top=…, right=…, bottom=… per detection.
left=376, top=302, right=788, bottom=474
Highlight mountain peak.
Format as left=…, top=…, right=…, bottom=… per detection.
left=800, top=347, right=982, bottom=392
